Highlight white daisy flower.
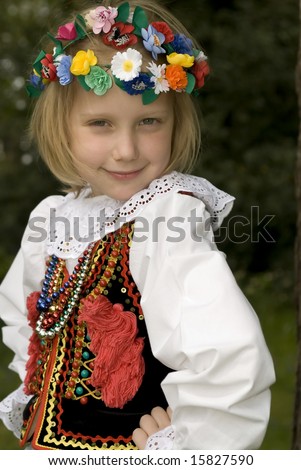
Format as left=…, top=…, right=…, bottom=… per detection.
left=111, top=48, right=142, bottom=82
left=147, top=62, right=170, bottom=94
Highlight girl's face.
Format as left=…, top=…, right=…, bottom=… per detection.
left=69, top=83, right=174, bottom=200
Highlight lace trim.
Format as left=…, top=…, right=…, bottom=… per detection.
left=46, top=172, right=234, bottom=258
left=0, top=384, right=32, bottom=438
left=144, top=425, right=175, bottom=450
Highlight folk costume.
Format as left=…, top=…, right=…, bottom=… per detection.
left=0, top=172, right=275, bottom=450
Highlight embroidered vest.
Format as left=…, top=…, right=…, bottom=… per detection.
left=21, top=223, right=172, bottom=450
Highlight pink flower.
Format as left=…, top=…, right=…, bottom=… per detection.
left=85, top=6, right=118, bottom=35
left=56, top=22, right=77, bottom=41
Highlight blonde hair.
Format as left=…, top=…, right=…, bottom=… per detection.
left=29, top=0, right=202, bottom=192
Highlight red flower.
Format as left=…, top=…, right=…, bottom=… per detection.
left=56, top=22, right=77, bottom=41
left=192, top=60, right=210, bottom=89
left=103, top=22, right=137, bottom=50
left=41, top=54, right=57, bottom=81
left=151, top=21, right=174, bottom=43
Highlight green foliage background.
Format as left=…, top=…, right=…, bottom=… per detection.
left=0, top=0, right=298, bottom=449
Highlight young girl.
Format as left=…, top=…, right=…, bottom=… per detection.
left=0, top=0, right=275, bottom=450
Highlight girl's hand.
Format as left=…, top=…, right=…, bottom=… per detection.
left=132, top=406, right=172, bottom=449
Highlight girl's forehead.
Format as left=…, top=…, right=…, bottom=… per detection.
left=72, top=82, right=173, bottom=117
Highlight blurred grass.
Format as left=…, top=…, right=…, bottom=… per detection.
left=0, top=269, right=297, bottom=450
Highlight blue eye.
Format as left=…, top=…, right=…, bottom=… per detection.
left=140, top=118, right=157, bottom=125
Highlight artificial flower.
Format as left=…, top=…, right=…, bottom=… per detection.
left=28, top=73, right=45, bottom=91
left=56, top=22, right=77, bottom=41
left=85, top=66, right=113, bottom=95
left=165, top=64, right=188, bottom=91
left=141, top=25, right=166, bottom=61
left=167, top=52, right=195, bottom=68
left=111, top=48, right=142, bottom=82
left=170, top=33, right=193, bottom=55
left=192, top=60, right=210, bottom=89
left=123, top=73, right=154, bottom=95
left=85, top=6, right=118, bottom=34
left=41, top=54, right=57, bottom=81
left=147, top=62, right=169, bottom=94
left=56, top=55, right=73, bottom=85
left=151, top=21, right=174, bottom=43
left=70, top=50, right=97, bottom=76
left=195, top=50, right=208, bottom=63
left=102, top=22, right=137, bottom=50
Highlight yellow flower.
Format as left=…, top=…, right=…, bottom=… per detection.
left=167, top=52, right=195, bottom=68
left=70, top=50, right=98, bottom=76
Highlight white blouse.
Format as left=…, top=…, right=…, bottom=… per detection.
left=0, top=172, right=275, bottom=449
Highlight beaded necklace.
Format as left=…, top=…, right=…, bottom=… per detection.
left=35, top=243, right=95, bottom=339
left=35, top=224, right=132, bottom=339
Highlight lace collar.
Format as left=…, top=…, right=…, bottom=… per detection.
left=46, top=172, right=234, bottom=258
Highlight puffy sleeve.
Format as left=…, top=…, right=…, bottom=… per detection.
left=129, top=191, right=276, bottom=450
left=0, top=195, right=64, bottom=380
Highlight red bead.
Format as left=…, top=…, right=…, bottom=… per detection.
left=75, top=340, right=83, bottom=348
left=99, top=279, right=107, bottom=287
left=108, top=261, right=116, bottom=268
left=104, top=270, right=111, bottom=278
left=74, top=351, right=81, bottom=359
left=65, top=391, right=73, bottom=399
left=73, top=360, right=80, bottom=369
left=71, top=371, right=79, bottom=378
left=77, top=329, right=84, bottom=338
left=80, top=397, right=88, bottom=405
left=111, top=250, right=118, bottom=258
left=68, top=380, right=76, bottom=388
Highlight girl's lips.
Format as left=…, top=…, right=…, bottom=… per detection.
left=105, top=169, right=143, bottom=180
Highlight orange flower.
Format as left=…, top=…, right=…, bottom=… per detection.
left=165, top=64, right=188, bottom=91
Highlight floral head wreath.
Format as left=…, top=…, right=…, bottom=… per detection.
left=27, top=2, right=209, bottom=105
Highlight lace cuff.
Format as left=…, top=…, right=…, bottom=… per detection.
left=0, top=384, right=32, bottom=438
left=144, top=425, right=175, bottom=450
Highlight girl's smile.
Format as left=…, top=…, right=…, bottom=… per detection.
left=69, top=83, right=174, bottom=200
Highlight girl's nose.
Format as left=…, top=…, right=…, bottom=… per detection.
left=112, top=130, right=139, bottom=162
